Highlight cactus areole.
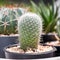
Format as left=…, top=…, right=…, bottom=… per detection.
left=18, top=13, right=42, bottom=50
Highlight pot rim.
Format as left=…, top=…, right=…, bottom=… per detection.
left=45, top=41, right=60, bottom=47
left=0, top=34, right=19, bottom=37
left=42, top=33, right=58, bottom=35
left=4, top=44, right=56, bottom=55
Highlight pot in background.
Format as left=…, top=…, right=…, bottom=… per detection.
left=42, top=33, right=57, bottom=43
left=0, top=35, right=18, bottom=58
left=45, top=41, right=60, bottom=56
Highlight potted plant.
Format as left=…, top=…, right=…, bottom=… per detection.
left=0, top=7, right=25, bottom=58
left=45, top=19, right=60, bottom=56
left=4, top=13, right=56, bottom=59
left=31, top=0, right=59, bottom=43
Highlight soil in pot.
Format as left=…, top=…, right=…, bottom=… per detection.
left=4, top=44, right=56, bottom=59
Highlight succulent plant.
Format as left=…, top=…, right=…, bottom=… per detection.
left=31, top=0, right=59, bottom=34
left=18, top=13, right=42, bottom=50
left=0, top=8, right=25, bottom=35
left=57, top=20, right=60, bottom=37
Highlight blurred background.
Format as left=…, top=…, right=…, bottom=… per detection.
left=0, top=0, right=58, bottom=7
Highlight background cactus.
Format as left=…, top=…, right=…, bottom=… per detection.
left=18, top=13, right=42, bottom=50
left=0, top=8, right=25, bottom=35
left=57, top=20, right=60, bottom=37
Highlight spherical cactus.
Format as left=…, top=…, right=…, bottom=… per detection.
left=18, top=13, right=42, bottom=50
left=0, top=8, right=25, bottom=35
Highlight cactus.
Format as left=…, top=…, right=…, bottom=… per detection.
left=18, top=13, right=42, bottom=50
left=0, top=8, right=25, bottom=35
left=57, top=20, right=60, bottom=37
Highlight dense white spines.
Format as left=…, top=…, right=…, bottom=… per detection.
left=18, top=13, right=42, bottom=50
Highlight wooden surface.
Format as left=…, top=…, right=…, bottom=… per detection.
left=0, top=57, right=60, bottom=60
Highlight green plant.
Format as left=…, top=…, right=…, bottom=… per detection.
left=31, top=0, right=59, bottom=34
left=18, top=13, right=42, bottom=50
left=0, top=8, right=25, bottom=35
left=57, top=20, right=60, bottom=37
left=0, top=0, right=10, bottom=7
